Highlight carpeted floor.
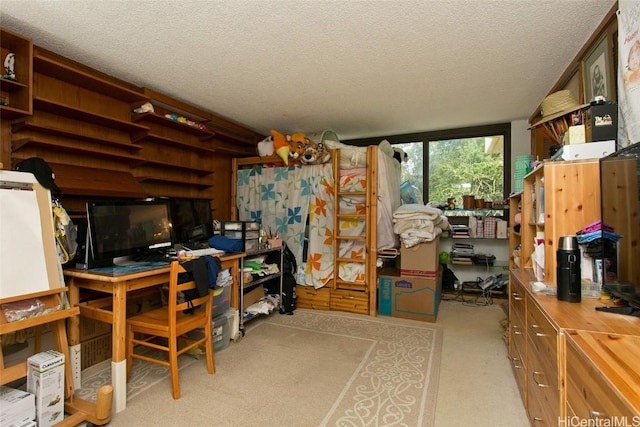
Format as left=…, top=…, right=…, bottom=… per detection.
left=84, top=309, right=443, bottom=427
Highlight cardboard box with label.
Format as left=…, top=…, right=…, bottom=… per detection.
left=27, top=351, right=65, bottom=427
left=0, top=386, right=35, bottom=427
left=378, top=272, right=442, bottom=322
left=399, top=238, right=439, bottom=278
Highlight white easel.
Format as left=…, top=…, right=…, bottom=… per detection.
left=0, top=170, right=112, bottom=426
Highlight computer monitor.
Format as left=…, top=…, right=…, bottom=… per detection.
left=85, top=198, right=173, bottom=267
left=600, top=142, right=640, bottom=312
left=167, top=197, right=213, bottom=245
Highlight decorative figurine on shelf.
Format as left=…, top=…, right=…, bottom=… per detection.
left=132, top=102, right=154, bottom=114
left=3, top=52, right=16, bottom=80
left=447, top=198, right=456, bottom=210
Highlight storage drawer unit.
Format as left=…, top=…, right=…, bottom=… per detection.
left=330, top=289, right=369, bottom=315
left=526, top=295, right=560, bottom=425
left=508, top=275, right=527, bottom=401
left=220, top=221, right=260, bottom=252
left=296, top=285, right=330, bottom=310
left=565, top=330, right=640, bottom=421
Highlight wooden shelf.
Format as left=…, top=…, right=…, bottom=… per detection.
left=135, top=175, right=213, bottom=189
left=1, top=77, right=28, bottom=91
left=12, top=138, right=145, bottom=163
left=132, top=111, right=215, bottom=140
left=11, top=121, right=143, bottom=151
left=521, top=160, right=600, bottom=283
left=46, top=163, right=149, bottom=198
left=34, top=46, right=147, bottom=103
left=140, top=132, right=216, bottom=154
left=0, top=105, right=31, bottom=120
left=134, top=158, right=213, bottom=175
left=0, top=27, right=33, bottom=118
left=209, top=124, right=257, bottom=145
left=34, top=97, right=149, bottom=133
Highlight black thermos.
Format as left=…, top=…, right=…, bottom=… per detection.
left=556, top=235, right=581, bottom=302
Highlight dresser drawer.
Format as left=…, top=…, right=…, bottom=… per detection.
left=565, top=331, right=640, bottom=420
left=510, top=308, right=526, bottom=367
left=527, top=340, right=560, bottom=426
left=296, top=285, right=330, bottom=310
left=509, top=342, right=526, bottom=402
left=330, top=289, right=369, bottom=314
left=527, top=297, right=558, bottom=379
left=509, top=274, right=526, bottom=320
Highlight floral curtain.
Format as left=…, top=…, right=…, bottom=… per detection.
left=236, top=163, right=333, bottom=286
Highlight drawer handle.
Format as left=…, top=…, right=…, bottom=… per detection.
left=532, top=371, right=550, bottom=388
left=511, top=325, right=522, bottom=335
left=343, top=295, right=355, bottom=300
left=532, top=417, right=544, bottom=423
left=589, top=410, right=607, bottom=419
left=511, top=292, right=523, bottom=301
left=511, top=356, right=522, bottom=369
left=309, top=292, right=318, bottom=296
left=530, top=324, right=549, bottom=337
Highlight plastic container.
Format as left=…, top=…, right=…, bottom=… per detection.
left=211, top=309, right=234, bottom=352
left=212, top=285, right=231, bottom=319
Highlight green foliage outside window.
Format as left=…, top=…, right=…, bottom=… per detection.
left=396, top=137, right=503, bottom=205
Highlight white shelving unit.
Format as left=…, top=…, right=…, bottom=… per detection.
left=442, top=209, right=509, bottom=283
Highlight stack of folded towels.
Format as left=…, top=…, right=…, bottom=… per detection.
left=392, top=204, right=450, bottom=248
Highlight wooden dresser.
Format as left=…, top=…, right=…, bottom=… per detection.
left=509, top=269, right=640, bottom=425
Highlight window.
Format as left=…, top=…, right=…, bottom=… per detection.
left=347, top=123, right=511, bottom=206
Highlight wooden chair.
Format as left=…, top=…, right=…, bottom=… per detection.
left=126, top=261, right=214, bottom=399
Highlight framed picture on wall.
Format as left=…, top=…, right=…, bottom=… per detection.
left=582, top=34, right=613, bottom=104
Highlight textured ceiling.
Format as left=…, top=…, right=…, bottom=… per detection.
left=1, top=0, right=616, bottom=141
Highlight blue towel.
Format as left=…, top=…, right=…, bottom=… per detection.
left=208, top=235, right=243, bottom=253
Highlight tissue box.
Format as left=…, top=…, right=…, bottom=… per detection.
left=559, top=140, right=616, bottom=161
left=27, top=351, right=65, bottom=427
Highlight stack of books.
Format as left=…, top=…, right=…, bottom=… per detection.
left=450, top=224, right=470, bottom=238
left=450, top=243, right=474, bottom=265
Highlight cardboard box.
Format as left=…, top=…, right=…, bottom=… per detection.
left=400, top=238, right=439, bottom=278
left=378, top=273, right=442, bottom=322
left=27, top=351, right=65, bottom=427
left=243, top=285, right=265, bottom=308
left=0, top=386, right=35, bottom=427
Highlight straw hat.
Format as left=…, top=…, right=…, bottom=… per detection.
left=530, top=90, right=588, bottom=128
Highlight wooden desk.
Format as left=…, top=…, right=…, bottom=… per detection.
left=64, top=253, right=244, bottom=413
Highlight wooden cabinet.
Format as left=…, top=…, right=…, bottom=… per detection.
left=508, top=276, right=526, bottom=402
left=0, top=27, right=32, bottom=120
left=521, top=160, right=601, bottom=284
left=526, top=292, right=560, bottom=425
left=508, top=268, right=640, bottom=426
left=565, top=331, right=640, bottom=420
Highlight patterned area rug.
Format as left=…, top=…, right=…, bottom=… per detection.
left=96, top=309, right=443, bottom=427
left=76, top=347, right=198, bottom=402
left=265, top=310, right=443, bottom=426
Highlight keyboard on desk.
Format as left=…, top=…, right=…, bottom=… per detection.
left=184, top=247, right=225, bottom=257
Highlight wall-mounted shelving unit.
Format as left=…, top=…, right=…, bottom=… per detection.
left=1, top=28, right=33, bottom=120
